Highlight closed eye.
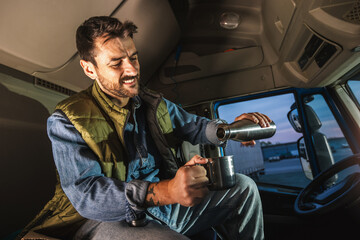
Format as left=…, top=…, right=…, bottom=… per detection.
left=130, top=53, right=138, bottom=62
left=111, top=61, right=122, bottom=68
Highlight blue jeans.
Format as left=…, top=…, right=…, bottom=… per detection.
left=74, top=174, right=264, bottom=240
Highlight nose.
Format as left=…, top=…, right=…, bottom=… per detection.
left=123, top=58, right=138, bottom=76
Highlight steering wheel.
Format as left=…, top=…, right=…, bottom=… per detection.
left=294, top=154, right=360, bottom=216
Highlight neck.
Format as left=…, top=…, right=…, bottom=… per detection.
left=112, top=97, right=130, bottom=108
left=95, top=79, right=130, bottom=108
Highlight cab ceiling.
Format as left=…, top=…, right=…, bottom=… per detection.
left=0, top=0, right=180, bottom=92
left=148, top=0, right=360, bottom=105
left=1, top=0, right=360, bottom=104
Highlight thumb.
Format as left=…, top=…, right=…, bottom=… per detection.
left=186, top=154, right=208, bottom=166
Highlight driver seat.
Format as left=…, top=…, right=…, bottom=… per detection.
left=305, top=105, right=337, bottom=186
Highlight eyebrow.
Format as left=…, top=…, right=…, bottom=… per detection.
left=107, top=51, right=138, bottom=65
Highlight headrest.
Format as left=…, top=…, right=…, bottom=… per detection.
left=304, top=105, right=322, bottom=131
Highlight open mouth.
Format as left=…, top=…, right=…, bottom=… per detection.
left=123, top=78, right=136, bottom=85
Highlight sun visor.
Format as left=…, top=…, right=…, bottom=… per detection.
left=159, top=46, right=263, bottom=84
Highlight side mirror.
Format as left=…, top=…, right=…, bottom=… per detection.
left=297, top=137, right=313, bottom=180
left=287, top=108, right=302, bottom=133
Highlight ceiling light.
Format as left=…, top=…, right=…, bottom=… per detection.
left=219, top=12, right=240, bottom=29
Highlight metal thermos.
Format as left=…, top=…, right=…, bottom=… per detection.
left=217, top=119, right=276, bottom=142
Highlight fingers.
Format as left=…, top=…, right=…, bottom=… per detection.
left=261, top=112, right=272, bottom=122
left=241, top=140, right=256, bottom=146
left=253, top=112, right=270, bottom=127
left=182, top=166, right=208, bottom=189
left=182, top=191, right=209, bottom=206
left=187, top=184, right=209, bottom=201
left=171, top=165, right=209, bottom=207
left=185, top=154, right=208, bottom=166
left=184, top=174, right=209, bottom=206
left=183, top=165, right=207, bottom=178
left=235, top=112, right=271, bottom=128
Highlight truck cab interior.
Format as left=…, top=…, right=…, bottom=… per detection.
left=1, top=0, right=360, bottom=239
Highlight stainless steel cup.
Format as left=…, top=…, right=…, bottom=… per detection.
left=202, top=155, right=235, bottom=190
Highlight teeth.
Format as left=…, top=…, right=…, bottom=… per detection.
left=123, top=79, right=135, bottom=84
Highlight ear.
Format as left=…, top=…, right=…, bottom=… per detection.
left=80, top=60, right=97, bottom=80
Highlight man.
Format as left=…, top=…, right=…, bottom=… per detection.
left=20, top=16, right=270, bottom=240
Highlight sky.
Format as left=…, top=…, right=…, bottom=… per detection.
left=216, top=90, right=352, bottom=144
left=348, top=80, right=360, bottom=105
left=217, top=93, right=302, bottom=144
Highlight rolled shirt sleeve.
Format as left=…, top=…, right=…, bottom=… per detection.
left=205, top=118, right=228, bottom=146
left=48, top=111, right=148, bottom=222
left=163, top=98, right=226, bottom=146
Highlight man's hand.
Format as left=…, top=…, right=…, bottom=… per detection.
left=145, top=155, right=209, bottom=207
left=234, top=112, right=272, bottom=146
left=168, top=155, right=209, bottom=206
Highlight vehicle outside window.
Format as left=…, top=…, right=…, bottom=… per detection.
left=216, top=92, right=309, bottom=188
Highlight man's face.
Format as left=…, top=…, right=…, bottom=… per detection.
left=92, top=36, right=140, bottom=99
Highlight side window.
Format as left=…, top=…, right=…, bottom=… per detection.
left=217, top=93, right=309, bottom=188
left=347, top=80, right=360, bottom=106
left=303, top=94, right=353, bottom=163
left=303, top=94, right=353, bottom=184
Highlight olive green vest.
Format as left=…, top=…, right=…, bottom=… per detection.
left=18, top=82, right=183, bottom=239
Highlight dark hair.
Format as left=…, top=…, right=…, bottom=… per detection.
left=76, top=16, right=138, bottom=66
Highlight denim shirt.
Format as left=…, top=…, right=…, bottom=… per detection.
left=48, top=96, right=223, bottom=222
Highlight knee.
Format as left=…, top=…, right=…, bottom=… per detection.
left=234, top=173, right=259, bottom=196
